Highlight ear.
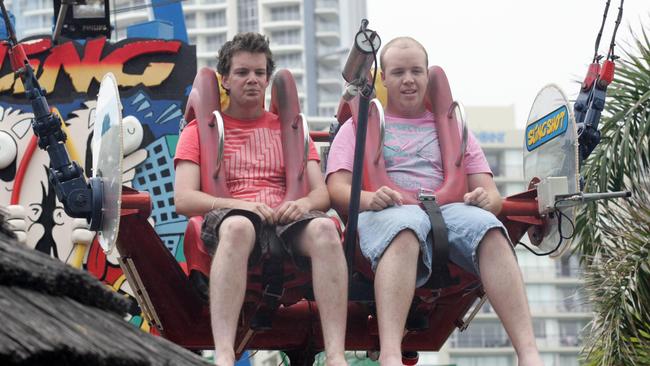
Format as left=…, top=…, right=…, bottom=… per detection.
left=221, top=73, right=231, bottom=90
left=380, top=69, right=387, bottom=87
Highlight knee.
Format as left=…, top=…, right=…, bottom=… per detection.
left=389, top=229, right=420, bottom=259
left=478, top=228, right=511, bottom=257
left=307, top=218, right=340, bottom=242
left=217, top=215, right=256, bottom=254
left=303, top=218, right=342, bottom=257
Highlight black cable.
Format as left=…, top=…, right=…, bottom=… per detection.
left=593, top=0, right=611, bottom=63
left=607, top=0, right=624, bottom=60
left=517, top=241, right=560, bottom=257
left=371, top=48, right=378, bottom=94
left=518, top=199, right=576, bottom=257
left=556, top=201, right=576, bottom=240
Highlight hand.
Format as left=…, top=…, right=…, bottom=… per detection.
left=368, top=186, right=403, bottom=211
left=243, top=201, right=276, bottom=224
left=71, top=218, right=96, bottom=245
left=464, top=187, right=490, bottom=211
left=274, top=200, right=310, bottom=225
left=6, top=205, right=27, bottom=245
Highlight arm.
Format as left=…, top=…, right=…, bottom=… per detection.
left=174, top=160, right=275, bottom=222
left=327, top=170, right=354, bottom=216
left=275, top=160, right=329, bottom=223
left=327, top=170, right=402, bottom=217
left=325, top=120, right=401, bottom=218
left=300, top=160, right=331, bottom=212
left=464, top=173, right=503, bottom=215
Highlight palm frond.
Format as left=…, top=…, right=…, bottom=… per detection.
left=581, top=181, right=650, bottom=365
left=575, top=19, right=650, bottom=366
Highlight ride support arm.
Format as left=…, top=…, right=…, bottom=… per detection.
left=1, top=1, right=102, bottom=228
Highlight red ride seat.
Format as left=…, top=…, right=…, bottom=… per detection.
left=181, top=67, right=317, bottom=310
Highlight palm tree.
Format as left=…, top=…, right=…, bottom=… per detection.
left=575, top=23, right=650, bottom=366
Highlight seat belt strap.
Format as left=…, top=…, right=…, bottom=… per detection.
left=261, top=230, right=285, bottom=309
left=419, top=192, right=458, bottom=289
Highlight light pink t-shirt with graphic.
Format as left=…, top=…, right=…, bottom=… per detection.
left=325, top=111, right=492, bottom=192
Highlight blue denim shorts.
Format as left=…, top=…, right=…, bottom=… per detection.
left=357, top=203, right=514, bottom=287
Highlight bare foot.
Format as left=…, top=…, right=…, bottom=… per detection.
left=214, top=358, right=235, bottom=366
left=378, top=355, right=403, bottom=366
left=326, top=354, right=348, bottom=366
left=214, top=350, right=235, bottom=366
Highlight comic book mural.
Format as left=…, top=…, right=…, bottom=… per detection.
left=0, top=35, right=196, bottom=330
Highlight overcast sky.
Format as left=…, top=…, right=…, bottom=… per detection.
left=367, top=0, right=650, bottom=128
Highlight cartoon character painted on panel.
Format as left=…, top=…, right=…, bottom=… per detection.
left=0, top=101, right=147, bottom=257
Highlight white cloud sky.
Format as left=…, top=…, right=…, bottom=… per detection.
left=367, top=0, right=650, bottom=128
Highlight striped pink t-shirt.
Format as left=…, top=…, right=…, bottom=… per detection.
left=174, top=111, right=319, bottom=207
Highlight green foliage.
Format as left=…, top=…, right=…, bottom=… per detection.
left=575, top=24, right=650, bottom=366
left=580, top=187, right=650, bottom=365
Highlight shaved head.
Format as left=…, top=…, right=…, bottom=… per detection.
left=380, top=37, right=428, bottom=71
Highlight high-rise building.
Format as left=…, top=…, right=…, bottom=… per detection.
left=132, top=134, right=186, bottom=256
left=8, top=0, right=52, bottom=37
left=9, top=0, right=366, bottom=118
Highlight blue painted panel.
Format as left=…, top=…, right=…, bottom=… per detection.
left=152, top=0, right=188, bottom=43
left=127, top=20, right=174, bottom=40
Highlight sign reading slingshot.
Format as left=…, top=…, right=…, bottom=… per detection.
left=523, top=85, right=580, bottom=257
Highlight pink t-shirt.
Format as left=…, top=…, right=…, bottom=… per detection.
left=326, top=110, right=491, bottom=192
left=174, top=111, right=320, bottom=207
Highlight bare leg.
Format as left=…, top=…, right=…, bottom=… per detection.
left=478, top=228, right=544, bottom=366
left=374, top=230, right=420, bottom=366
left=210, top=216, right=256, bottom=366
left=296, top=218, right=348, bottom=366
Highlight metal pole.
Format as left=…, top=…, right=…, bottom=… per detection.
left=52, top=2, right=70, bottom=43
left=343, top=86, right=371, bottom=270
